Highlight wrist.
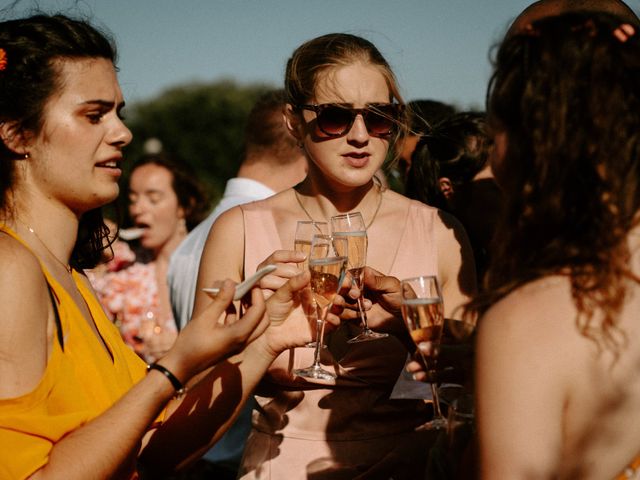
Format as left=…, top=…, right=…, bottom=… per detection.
left=147, top=363, right=187, bottom=396
left=246, top=333, right=279, bottom=365
left=153, top=349, right=194, bottom=389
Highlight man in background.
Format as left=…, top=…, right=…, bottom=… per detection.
left=168, top=89, right=307, bottom=329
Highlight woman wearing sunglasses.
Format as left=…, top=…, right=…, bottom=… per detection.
left=195, top=33, right=476, bottom=479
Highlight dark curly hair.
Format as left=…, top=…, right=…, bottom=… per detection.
left=0, top=14, right=118, bottom=269
left=471, top=11, right=640, bottom=350
left=129, top=153, right=210, bottom=231
left=406, top=111, right=490, bottom=209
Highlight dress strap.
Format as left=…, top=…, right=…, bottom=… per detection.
left=46, top=284, right=64, bottom=350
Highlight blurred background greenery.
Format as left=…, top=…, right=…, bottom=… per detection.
left=116, top=80, right=274, bottom=222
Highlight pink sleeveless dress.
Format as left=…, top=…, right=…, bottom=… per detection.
left=238, top=198, right=441, bottom=480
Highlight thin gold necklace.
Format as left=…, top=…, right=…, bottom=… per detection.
left=294, top=185, right=384, bottom=231
left=25, top=225, right=73, bottom=273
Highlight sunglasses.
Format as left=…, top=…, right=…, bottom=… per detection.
left=297, top=103, right=403, bottom=137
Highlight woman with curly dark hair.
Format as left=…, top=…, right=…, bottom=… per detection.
left=474, top=10, right=640, bottom=479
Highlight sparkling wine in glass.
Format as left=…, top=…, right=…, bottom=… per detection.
left=401, top=275, right=448, bottom=430
left=294, top=221, right=328, bottom=270
left=294, top=234, right=347, bottom=380
left=331, top=211, right=388, bottom=343
left=295, top=221, right=328, bottom=347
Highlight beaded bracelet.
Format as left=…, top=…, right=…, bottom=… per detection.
left=147, top=363, right=187, bottom=396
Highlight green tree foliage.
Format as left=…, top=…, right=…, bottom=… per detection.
left=123, top=79, right=275, bottom=204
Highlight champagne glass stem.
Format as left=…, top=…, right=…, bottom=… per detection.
left=354, top=278, right=371, bottom=332
left=311, top=306, right=325, bottom=367
left=303, top=295, right=320, bottom=348
left=430, top=382, right=444, bottom=419
left=418, top=350, right=446, bottom=422
left=348, top=274, right=388, bottom=343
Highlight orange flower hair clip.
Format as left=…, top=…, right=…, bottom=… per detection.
left=0, top=48, right=7, bottom=71
left=613, top=23, right=636, bottom=43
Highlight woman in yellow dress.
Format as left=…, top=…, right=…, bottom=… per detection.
left=0, top=14, right=310, bottom=479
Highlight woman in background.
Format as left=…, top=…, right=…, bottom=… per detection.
left=92, top=153, right=209, bottom=361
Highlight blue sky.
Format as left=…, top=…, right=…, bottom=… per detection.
left=8, top=0, right=640, bottom=109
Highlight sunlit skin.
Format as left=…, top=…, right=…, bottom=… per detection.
left=22, top=58, right=132, bottom=216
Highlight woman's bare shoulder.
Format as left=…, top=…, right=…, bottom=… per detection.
left=244, top=188, right=300, bottom=216
left=383, top=190, right=428, bottom=210
left=0, top=232, right=49, bottom=295
left=0, top=233, right=51, bottom=397
left=481, top=275, right=576, bottom=343
left=212, top=189, right=296, bottom=228
left=394, top=196, right=466, bottom=237
left=210, top=203, right=245, bottom=232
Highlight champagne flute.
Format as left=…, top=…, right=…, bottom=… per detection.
left=294, top=234, right=347, bottom=380
left=400, top=275, right=448, bottom=430
left=331, top=212, right=388, bottom=343
left=294, top=221, right=328, bottom=270
left=294, top=221, right=328, bottom=347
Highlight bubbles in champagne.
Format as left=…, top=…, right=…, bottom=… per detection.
left=309, top=257, right=346, bottom=309
left=401, top=298, right=445, bottom=348
left=294, top=239, right=312, bottom=269
left=332, top=232, right=367, bottom=271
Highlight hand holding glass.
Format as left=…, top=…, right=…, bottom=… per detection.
left=293, top=234, right=347, bottom=380
left=401, top=275, right=447, bottom=430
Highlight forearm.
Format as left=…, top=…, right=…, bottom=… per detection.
left=139, top=336, right=276, bottom=473
left=30, top=370, right=175, bottom=480
left=139, top=270, right=311, bottom=473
